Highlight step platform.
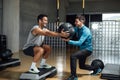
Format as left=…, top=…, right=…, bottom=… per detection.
left=0, top=58, right=21, bottom=70
left=101, top=64, right=120, bottom=80
left=20, top=66, right=57, bottom=80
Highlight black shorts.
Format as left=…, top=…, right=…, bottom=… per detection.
left=23, top=44, right=44, bottom=57
left=23, top=46, right=35, bottom=57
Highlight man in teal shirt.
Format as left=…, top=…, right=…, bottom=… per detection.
left=63, top=15, right=101, bottom=80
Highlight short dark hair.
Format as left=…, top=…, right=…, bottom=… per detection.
left=76, top=15, right=85, bottom=23
left=37, top=14, right=48, bottom=23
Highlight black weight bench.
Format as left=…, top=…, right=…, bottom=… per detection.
left=20, top=66, right=57, bottom=80
left=101, top=64, right=120, bottom=80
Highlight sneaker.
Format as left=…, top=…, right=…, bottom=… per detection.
left=91, top=68, right=102, bottom=75
left=40, top=63, right=52, bottom=69
left=89, top=70, right=94, bottom=74
left=29, top=67, right=40, bottom=73
left=67, top=75, right=78, bottom=80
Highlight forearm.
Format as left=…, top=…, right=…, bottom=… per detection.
left=46, top=31, right=60, bottom=37
left=68, top=40, right=81, bottom=46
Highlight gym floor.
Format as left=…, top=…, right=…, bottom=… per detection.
left=0, top=48, right=106, bottom=80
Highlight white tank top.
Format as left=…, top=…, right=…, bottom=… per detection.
left=23, top=25, right=47, bottom=50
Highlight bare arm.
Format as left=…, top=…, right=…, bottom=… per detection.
left=32, top=27, right=68, bottom=37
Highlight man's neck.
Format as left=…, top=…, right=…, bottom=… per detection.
left=39, top=24, right=43, bottom=29
left=78, top=24, right=84, bottom=29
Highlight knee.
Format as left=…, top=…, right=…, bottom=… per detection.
left=46, top=45, right=51, bottom=51
left=38, top=48, right=44, bottom=53
left=43, top=45, right=51, bottom=53
left=34, top=47, right=44, bottom=54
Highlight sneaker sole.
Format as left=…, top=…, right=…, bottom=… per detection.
left=29, top=70, right=40, bottom=73
left=40, top=66, right=52, bottom=69
left=39, top=67, right=52, bottom=69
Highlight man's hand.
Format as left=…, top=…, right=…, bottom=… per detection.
left=59, top=29, right=70, bottom=38
left=61, top=38, right=70, bottom=42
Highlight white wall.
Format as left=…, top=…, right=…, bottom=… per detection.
left=3, top=0, right=20, bottom=52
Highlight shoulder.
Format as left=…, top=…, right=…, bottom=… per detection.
left=83, top=26, right=91, bottom=34
left=83, top=26, right=90, bottom=31
left=33, top=25, right=39, bottom=29
left=30, top=25, right=40, bottom=33
left=30, top=25, right=39, bottom=31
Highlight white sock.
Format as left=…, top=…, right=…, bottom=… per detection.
left=40, top=58, right=46, bottom=65
left=30, top=62, right=36, bottom=69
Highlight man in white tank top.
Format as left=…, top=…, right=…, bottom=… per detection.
left=23, top=14, right=68, bottom=73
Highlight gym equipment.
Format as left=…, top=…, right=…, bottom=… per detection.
left=20, top=66, right=57, bottom=80
left=0, top=49, right=13, bottom=60
left=0, top=34, right=21, bottom=70
left=91, top=59, right=104, bottom=70
left=0, top=49, right=21, bottom=71
left=0, top=34, right=6, bottom=51
left=101, top=64, right=120, bottom=80
left=0, top=58, right=20, bottom=71
left=58, top=23, right=75, bottom=39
